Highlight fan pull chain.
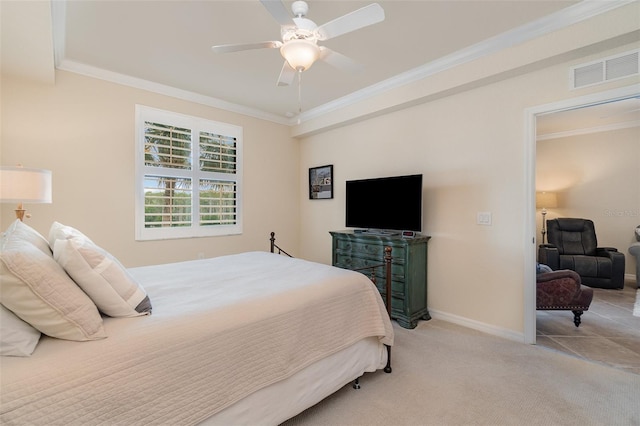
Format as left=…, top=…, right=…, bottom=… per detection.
left=297, top=69, right=303, bottom=122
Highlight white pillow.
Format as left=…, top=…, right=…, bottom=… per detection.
left=5, top=219, right=51, bottom=255
left=49, top=222, right=152, bottom=317
left=0, top=228, right=106, bottom=341
left=0, top=304, right=41, bottom=357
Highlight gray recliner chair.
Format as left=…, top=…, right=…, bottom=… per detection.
left=538, top=218, right=625, bottom=289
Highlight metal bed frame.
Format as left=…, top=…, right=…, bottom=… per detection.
left=269, top=231, right=393, bottom=378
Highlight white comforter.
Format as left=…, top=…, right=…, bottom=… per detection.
left=0, top=252, right=393, bottom=425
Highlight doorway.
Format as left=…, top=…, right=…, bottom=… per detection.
left=524, top=84, right=640, bottom=345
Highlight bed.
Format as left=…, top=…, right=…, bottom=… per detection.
left=0, top=221, right=394, bottom=425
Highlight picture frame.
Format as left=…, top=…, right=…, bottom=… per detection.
left=309, top=165, right=333, bottom=200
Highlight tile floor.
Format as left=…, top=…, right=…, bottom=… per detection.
left=536, top=277, right=640, bottom=375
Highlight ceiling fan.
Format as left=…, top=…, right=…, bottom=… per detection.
left=211, top=0, right=385, bottom=87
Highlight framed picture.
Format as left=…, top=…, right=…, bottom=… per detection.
left=309, top=165, right=333, bottom=200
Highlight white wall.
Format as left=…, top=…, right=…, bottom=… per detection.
left=1, top=71, right=300, bottom=266
left=537, top=126, right=640, bottom=276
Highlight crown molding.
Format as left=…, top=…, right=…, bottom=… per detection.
left=537, top=120, right=640, bottom=141
left=51, top=0, right=635, bottom=127
left=56, top=59, right=290, bottom=125
left=298, top=0, right=637, bottom=123
left=51, top=0, right=288, bottom=125
left=51, top=0, right=66, bottom=68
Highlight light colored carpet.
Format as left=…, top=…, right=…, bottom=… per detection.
left=635, top=289, right=640, bottom=317
left=282, top=319, right=640, bottom=426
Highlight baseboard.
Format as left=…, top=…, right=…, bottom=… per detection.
left=431, top=275, right=638, bottom=343
left=430, top=309, right=525, bottom=343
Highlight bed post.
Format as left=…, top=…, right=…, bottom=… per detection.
left=383, top=246, right=392, bottom=317
left=383, top=246, right=393, bottom=373
left=269, top=232, right=293, bottom=257
left=270, top=232, right=392, bottom=376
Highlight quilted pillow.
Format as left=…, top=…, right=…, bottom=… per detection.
left=0, top=226, right=106, bottom=341
left=0, top=304, right=41, bottom=357
left=49, top=222, right=152, bottom=317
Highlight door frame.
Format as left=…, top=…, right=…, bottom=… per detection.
left=523, top=84, right=639, bottom=344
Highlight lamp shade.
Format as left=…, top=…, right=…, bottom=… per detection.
left=0, top=166, right=52, bottom=203
left=280, top=39, right=320, bottom=71
left=536, top=191, right=557, bottom=209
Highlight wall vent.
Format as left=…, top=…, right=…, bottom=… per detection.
left=571, top=49, right=639, bottom=89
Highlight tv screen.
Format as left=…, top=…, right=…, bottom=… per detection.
left=345, top=174, right=423, bottom=233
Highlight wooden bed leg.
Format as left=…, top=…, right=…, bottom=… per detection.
left=384, top=344, right=392, bottom=373
left=353, top=377, right=361, bottom=389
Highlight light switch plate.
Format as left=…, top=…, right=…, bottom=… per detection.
left=477, top=212, right=492, bottom=225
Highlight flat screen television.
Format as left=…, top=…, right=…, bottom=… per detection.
left=345, top=174, right=423, bottom=233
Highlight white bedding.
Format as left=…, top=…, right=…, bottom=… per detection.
left=207, top=336, right=386, bottom=425
left=0, top=252, right=393, bottom=425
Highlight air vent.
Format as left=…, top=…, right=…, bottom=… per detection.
left=571, top=49, right=639, bottom=89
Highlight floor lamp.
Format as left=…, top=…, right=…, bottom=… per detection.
left=536, top=191, right=557, bottom=244
left=0, top=165, right=52, bottom=221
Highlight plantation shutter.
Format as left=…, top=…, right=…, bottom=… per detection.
left=135, top=105, right=242, bottom=240
left=143, top=122, right=193, bottom=228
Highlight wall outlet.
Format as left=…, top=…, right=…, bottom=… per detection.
left=477, top=212, right=492, bottom=226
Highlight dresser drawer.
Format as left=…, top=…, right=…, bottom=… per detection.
left=334, top=239, right=406, bottom=260
left=334, top=253, right=405, bottom=282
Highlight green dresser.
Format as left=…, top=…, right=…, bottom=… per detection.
left=330, top=231, right=430, bottom=329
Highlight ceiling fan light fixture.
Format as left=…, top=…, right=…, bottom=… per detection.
left=280, top=39, right=320, bottom=71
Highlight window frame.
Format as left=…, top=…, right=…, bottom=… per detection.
left=135, top=105, right=243, bottom=241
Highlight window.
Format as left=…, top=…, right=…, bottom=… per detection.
left=135, top=105, right=242, bottom=240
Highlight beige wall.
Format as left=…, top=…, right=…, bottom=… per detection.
left=297, top=40, right=639, bottom=337
left=1, top=2, right=638, bottom=340
left=537, top=126, right=640, bottom=276
left=1, top=71, right=300, bottom=266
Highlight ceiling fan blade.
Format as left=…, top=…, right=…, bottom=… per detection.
left=315, top=3, right=385, bottom=41
left=277, top=61, right=296, bottom=86
left=319, top=47, right=364, bottom=73
left=260, top=0, right=294, bottom=26
left=211, top=41, right=282, bottom=54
